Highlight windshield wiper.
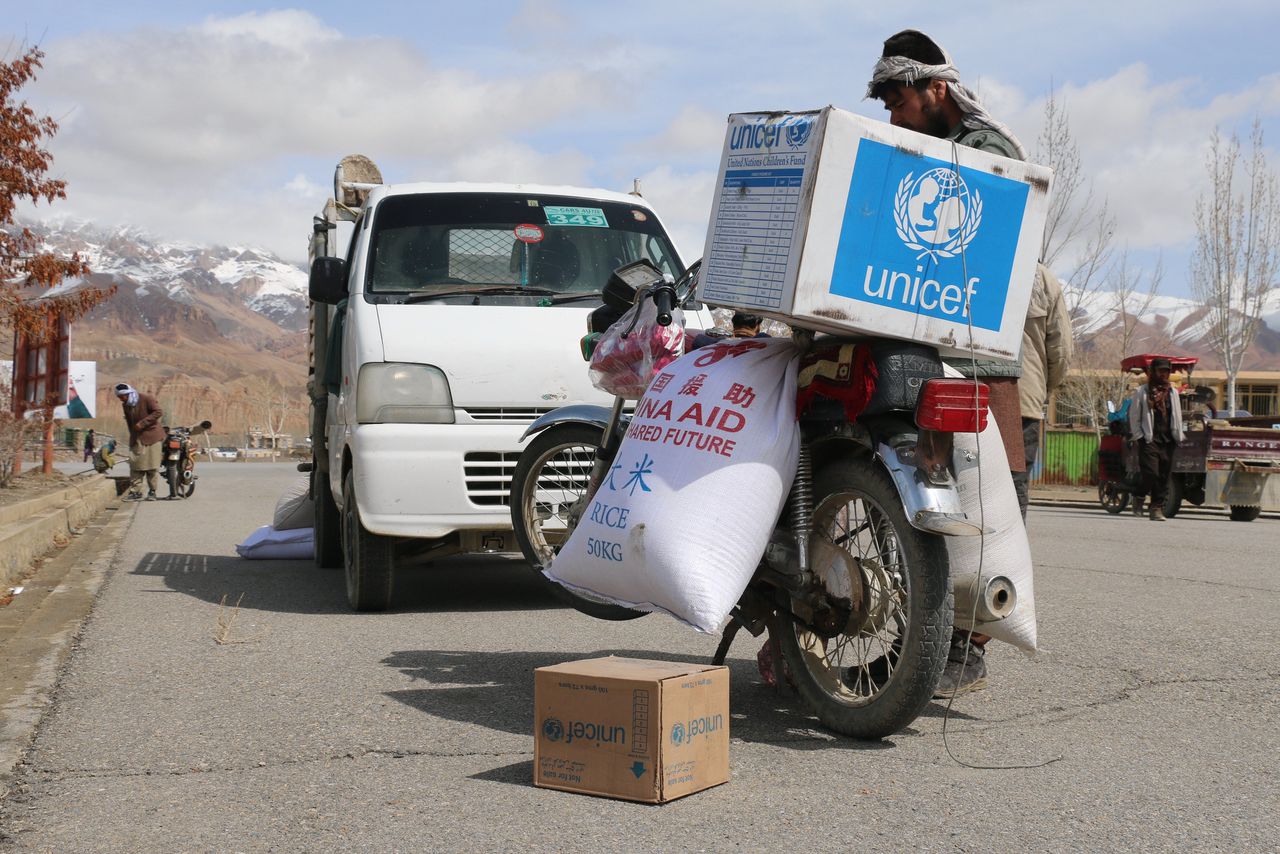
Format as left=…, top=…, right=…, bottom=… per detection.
left=402, top=285, right=558, bottom=304
left=544, top=290, right=604, bottom=304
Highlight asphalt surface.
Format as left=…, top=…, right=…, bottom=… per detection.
left=1, top=463, right=1277, bottom=852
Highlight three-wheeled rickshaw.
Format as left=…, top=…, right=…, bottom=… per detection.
left=1097, top=353, right=1280, bottom=521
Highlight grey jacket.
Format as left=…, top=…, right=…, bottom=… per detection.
left=1128, top=383, right=1184, bottom=444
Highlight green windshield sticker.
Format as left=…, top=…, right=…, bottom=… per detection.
left=544, top=206, right=609, bottom=227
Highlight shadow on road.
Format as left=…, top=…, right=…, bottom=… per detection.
left=129, top=552, right=573, bottom=615
left=380, top=648, right=945, bottom=753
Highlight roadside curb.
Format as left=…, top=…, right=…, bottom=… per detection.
left=0, top=497, right=136, bottom=790
left=0, top=475, right=118, bottom=592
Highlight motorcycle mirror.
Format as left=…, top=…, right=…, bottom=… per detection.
left=190, top=420, right=213, bottom=436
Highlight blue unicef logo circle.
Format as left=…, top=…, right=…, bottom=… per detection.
left=892, top=167, right=983, bottom=260
left=670, top=722, right=686, bottom=746
left=785, top=118, right=813, bottom=148
left=542, top=717, right=564, bottom=742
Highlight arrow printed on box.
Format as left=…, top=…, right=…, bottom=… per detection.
left=630, top=761, right=647, bottom=779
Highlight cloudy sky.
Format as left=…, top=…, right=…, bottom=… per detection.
left=7, top=1, right=1280, bottom=296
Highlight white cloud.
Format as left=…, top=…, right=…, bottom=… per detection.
left=24, top=10, right=616, bottom=259
left=631, top=165, right=719, bottom=262
left=430, top=141, right=592, bottom=186
left=639, top=105, right=728, bottom=156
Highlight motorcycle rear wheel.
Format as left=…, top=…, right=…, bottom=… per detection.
left=510, top=423, right=646, bottom=621
left=1099, top=480, right=1129, bottom=514
left=165, top=464, right=180, bottom=499
left=777, top=453, right=951, bottom=740
left=179, top=458, right=196, bottom=498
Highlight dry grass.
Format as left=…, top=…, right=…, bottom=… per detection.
left=213, top=593, right=269, bottom=645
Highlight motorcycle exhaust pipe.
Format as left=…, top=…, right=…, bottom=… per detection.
left=954, top=574, right=1017, bottom=623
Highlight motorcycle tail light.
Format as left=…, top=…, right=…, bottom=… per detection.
left=915, top=379, right=989, bottom=433
left=167, top=439, right=181, bottom=450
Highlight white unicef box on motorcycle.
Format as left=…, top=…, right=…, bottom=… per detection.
left=698, top=106, right=1052, bottom=361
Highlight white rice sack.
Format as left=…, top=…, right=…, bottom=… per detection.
left=273, top=476, right=314, bottom=531
left=236, top=525, right=314, bottom=560
left=546, top=338, right=800, bottom=632
left=947, top=410, right=1037, bottom=651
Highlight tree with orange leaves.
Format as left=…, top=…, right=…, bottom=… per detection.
left=1, top=46, right=115, bottom=476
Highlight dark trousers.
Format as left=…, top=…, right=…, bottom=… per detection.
left=1011, top=418, right=1040, bottom=521
left=1134, top=439, right=1175, bottom=505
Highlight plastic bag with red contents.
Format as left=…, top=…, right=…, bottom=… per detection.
left=587, top=296, right=685, bottom=399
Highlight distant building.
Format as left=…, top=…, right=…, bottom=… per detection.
left=246, top=426, right=293, bottom=451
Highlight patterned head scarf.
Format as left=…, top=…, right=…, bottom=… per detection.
left=865, top=30, right=1028, bottom=161
left=115, top=383, right=139, bottom=407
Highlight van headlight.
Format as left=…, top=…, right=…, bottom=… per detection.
left=356, top=363, right=455, bottom=424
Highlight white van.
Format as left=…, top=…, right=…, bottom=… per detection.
left=306, top=157, right=709, bottom=610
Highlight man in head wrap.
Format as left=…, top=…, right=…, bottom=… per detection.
left=115, top=382, right=164, bottom=501
left=866, top=30, right=1046, bottom=700
left=1127, top=357, right=1183, bottom=521
left=867, top=29, right=1026, bottom=160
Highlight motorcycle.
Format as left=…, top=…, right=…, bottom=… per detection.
left=509, top=260, right=989, bottom=739
left=160, top=420, right=212, bottom=499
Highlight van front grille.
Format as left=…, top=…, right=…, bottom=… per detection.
left=463, top=451, right=521, bottom=506
left=461, top=407, right=555, bottom=424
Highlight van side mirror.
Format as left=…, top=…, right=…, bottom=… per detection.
left=310, top=257, right=348, bottom=305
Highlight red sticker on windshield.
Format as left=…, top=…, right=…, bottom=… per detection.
left=514, top=223, right=545, bottom=243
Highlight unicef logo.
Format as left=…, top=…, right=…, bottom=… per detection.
left=893, top=167, right=983, bottom=261
left=541, top=717, right=564, bottom=742
left=670, top=722, right=686, bottom=746
left=784, top=118, right=813, bottom=148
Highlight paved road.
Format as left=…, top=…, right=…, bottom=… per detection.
left=1, top=463, right=1277, bottom=852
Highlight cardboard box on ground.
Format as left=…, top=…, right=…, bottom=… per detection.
left=698, top=106, right=1052, bottom=360
left=534, top=657, right=729, bottom=803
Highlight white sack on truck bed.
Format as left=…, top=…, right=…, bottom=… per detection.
left=545, top=338, right=801, bottom=632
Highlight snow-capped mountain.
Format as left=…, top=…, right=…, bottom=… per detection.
left=37, top=220, right=308, bottom=331
left=1066, top=285, right=1280, bottom=368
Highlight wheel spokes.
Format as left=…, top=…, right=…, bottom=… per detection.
left=800, top=490, right=913, bottom=704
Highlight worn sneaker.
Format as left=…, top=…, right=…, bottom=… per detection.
left=933, top=637, right=988, bottom=699
left=125, top=491, right=143, bottom=501
left=1149, top=505, right=1166, bottom=521
left=145, top=492, right=157, bottom=502
left=1131, top=497, right=1145, bottom=517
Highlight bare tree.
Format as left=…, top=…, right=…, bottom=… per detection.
left=1054, top=249, right=1166, bottom=431
left=1, top=46, right=115, bottom=473
left=1035, top=88, right=1117, bottom=335
left=1190, top=119, right=1280, bottom=413
left=259, top=380, right=304, bottom=459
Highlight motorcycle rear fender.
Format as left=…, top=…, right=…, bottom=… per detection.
left=519, top=404, right=620, bottom=443
left=860, top=416, right=986, bottom=537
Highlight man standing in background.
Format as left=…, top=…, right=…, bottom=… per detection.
left=115, top=382, right=163, bottom=501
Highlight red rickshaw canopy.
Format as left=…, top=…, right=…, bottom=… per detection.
left=1120, top=353, right=1199, bottom=373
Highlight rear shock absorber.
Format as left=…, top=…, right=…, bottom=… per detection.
left=789, top=442, right=813, bottom=574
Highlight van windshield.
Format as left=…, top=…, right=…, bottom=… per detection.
left=365, top=192, right=684, bottom=299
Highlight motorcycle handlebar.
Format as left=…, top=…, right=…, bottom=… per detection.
left=651, top=284, right=677, bottom=327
